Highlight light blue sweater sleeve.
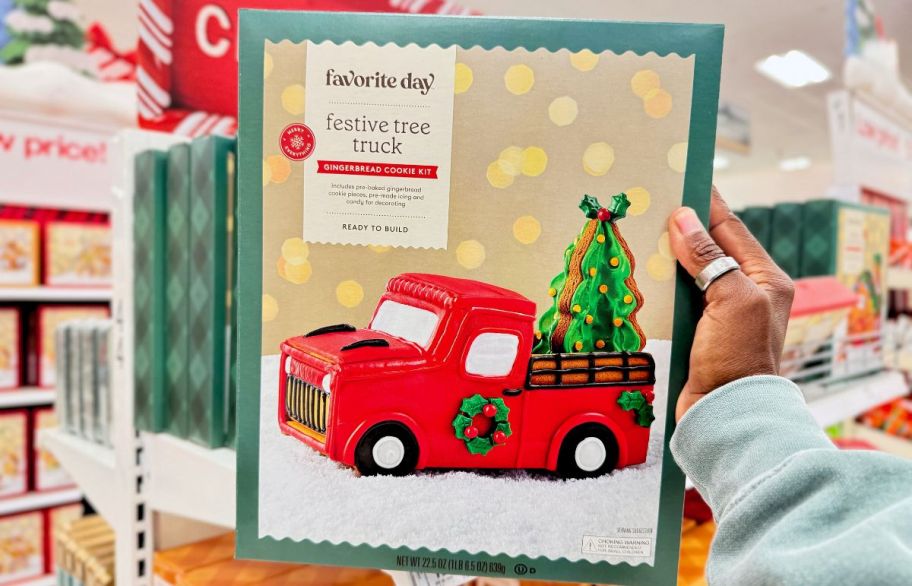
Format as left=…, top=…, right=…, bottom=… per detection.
left=670, top=375, right=912, bottom=585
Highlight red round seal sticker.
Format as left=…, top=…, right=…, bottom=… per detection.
left=279, top=123, right=315, bottom=161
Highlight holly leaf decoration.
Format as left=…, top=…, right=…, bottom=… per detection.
left=495, top=422, right=513, bottom=438
left=609, top=193, right=631, bottom=220
left=618, top=390, right=646, bottom=412
left=452, top=414, right=473, bottom=440
left=459, top=394, right=488, bottom=416
left=636, top=404, right=655, bottom=427
left=490, top=398, right=510, bottom=422
left=466, top=437, right=493, bottom=455
left=579, top=194, right=602, bottom=219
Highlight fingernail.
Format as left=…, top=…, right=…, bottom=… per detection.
left=674, top=208, right=704, bottom=235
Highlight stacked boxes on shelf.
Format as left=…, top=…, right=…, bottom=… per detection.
left=53, top=514, right=113, bottom=586
left=0, top=407, right=77, bottom=500
left=0, top=503, right=82, bottom=585
left=134, top=136, right=239, bottom=447
left=54, top=319, right=114, bottom=446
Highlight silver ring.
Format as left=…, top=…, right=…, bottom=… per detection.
left=695, top=256, right=740, bottom=292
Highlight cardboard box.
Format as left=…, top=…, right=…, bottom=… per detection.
left=185, top=136, right=237, bottom=447
left=153, top=532, right=235, bottom=586
left=47, top=503, right=83, bottom=573
left=166, top=143, right=193, bottom=439
left=0, top=410, right=27, bottom=500
left=0, top=511, right=44, bottom=584
left=235, top=11, right=721, bottom=585
left=0, top=219, right=39, bottom=286
left=94, top=321, right=113, bottom=446
left=769, top=203, right=803, bottom=278
left=43, top=222, right=112, bottom=287
left=0, top=309, right=20, bottom=390
left=177, top=559, right=296, bottom=586
left=33, top=407, right=76, bottom=491
left=133, top=149, right=169, bottom=432
left=34, top=305, right=109, bottom=389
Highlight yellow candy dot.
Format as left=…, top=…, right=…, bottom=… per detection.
left=599, top=284, right=608, bottom=294
left=264, top=52, right=274, bottom=79
left=486, top=161, right=515, bottom=189
left=277, top=258, right=312, bottom=284
left=281, top=237, right=309, bottom=264
left=497, top=146, right=523, bottom=177
left=667, top=142, right=688, bottom=173
left=281, top=84, right=306, bottom=115
left=596, top=234, right=606, bottom=243
left=582, top=142, right=615, bottom=176
left=647, top=253, right=675, bottom=281
left=626, top=186, right=651, bottom=216
left=548, top=96, right=578, bottom=127
left=535, top=331, right=542, bottom=340
left=456, top=240, right=486, bottom=269
left=262, top=294, right=278, bottom=322
left=513, top=215, right=541, bottom=245
left=572, top=304, right=582, bottom=313
left=631, top=69, right=661, bottom=98
left=336, top=280, right=364, bottom=308
left=548, top=287, right=557, bottom=297
left=369, top=245, right=392, bottom=254
left=588, top=267, right=597, bottom=277
left=610, top=257, right=620, bottom=267
left=521, top=147, right=548, bottom=177
left=595, top=340, right=606, bottom=349
left=266, top=154, right=291, bottom=184
left=504, top=64, right=535, bottom=95
left=574, top=341, right=584, bottom=351
left=454, top=62, right=474, bottom=94
left=658, top=232, right=673, bottom=259
left=624, top=294, right=633, bottom=304
left=585, top=315, right=593, bottom=324
left=570, top=49, right=598, bottom=72
left=643, top=88, right=672, bottom=119
left=613, top=317, right=623, bottom=327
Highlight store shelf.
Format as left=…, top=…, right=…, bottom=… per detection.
left=0, top=488, right=81, bottom=516
left=40, top=428, right=118, bottom=523
left=804, top=370, right=907, bottom=428
left=144, top=433, right=235, bottom=528
left=0, top=286, right=112, bottom=302
left=0, top=388, right=55, bottom=408
left=19, top=576, right=56, bottom=586
left=844, top=422, right=912, bottom=459
left=887, top=268, right=912, bottom=291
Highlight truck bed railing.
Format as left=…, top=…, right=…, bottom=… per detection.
left=526, top=351, right=656, bottom=389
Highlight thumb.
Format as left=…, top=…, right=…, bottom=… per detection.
left=668, top=207, right=726, bottom=278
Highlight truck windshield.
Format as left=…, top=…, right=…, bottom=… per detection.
left=370, top=300, right=439, bottom=348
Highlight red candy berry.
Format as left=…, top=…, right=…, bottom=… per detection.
left=597, top=208, right=612, bottom=222
left=464, top=426, right=479, bottom=439
left=492, top=430, right=507, bottom=444
left=482, top=403, right=497, bottom=418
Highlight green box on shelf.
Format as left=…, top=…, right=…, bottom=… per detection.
left=226, top=148, right=238, bottom=448
left=133, top=149, right=169, bottom=432
left=738, top=206, right=772, bottom=251
left=769, top=203, right=803, bottom=278
left=800, top=199, right=891, bottom=277
left=166, top=143, right=193, bottom=438
left=186, top=135, right=237, bottom=448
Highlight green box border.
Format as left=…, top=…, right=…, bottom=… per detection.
left=235, top=11, right=722, bottom=585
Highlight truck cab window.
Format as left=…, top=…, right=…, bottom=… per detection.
left=370, top=300, right=439, bottom=348
left=465, top=333, right=520, bottom=377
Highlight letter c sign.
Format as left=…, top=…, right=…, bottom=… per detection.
left=196, top=4, right=231, bottom=59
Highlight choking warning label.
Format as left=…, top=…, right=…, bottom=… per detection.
left=582, top=534, right=653, bottom=558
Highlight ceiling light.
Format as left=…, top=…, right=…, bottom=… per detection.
left=756, top=50, right=831, bottom=88
left=713, top=155, right=730, bottom=170
left=779, top=156, right=811, bottom=171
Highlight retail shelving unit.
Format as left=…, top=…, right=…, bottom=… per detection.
left=0, top=389, right=56, bottom=409
left=0, top=287, right=112, bottom=302
left=0, top=488, right=82, bottom=517
left=804, top=370, right=908, bottom=428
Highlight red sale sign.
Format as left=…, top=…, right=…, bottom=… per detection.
left=136, top=0, right=477, bottom=136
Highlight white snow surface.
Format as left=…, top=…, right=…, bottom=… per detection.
left=258, top=340, right=671, bottom=566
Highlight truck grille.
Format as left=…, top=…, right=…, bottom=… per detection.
left=285, top=373, right=329, bottom=436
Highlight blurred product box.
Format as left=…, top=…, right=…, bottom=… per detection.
left=33, top=407, right=75, bottom=492
left=48, top=503, right=83, bottom=577
left=187, top=136, right=236, bottom=448
left=54, top=514, right=114, bottom=586
left=0, top=219, right=39, bottom=287
left=735, top=206, right=772, bottom=251
left=0, top=410, right=27, bottom=500
left=166, top=143, right=193, bottom=439
left=769, top=202, right=803, bottom=278
left=133, top=149, right=170, bottom=433
left=153, top=532, right=235, bottom=585
left=43, top=222, right=112, bottom=287
left=32, top=305, right=109, bottom=388
left=0, top=308, right=20, bottom=390
left=0, top=510, right=44, bottom=584
left=176, top=559, right=298, bottom=586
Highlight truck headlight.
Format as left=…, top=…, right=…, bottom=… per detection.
left=322, top=373, right=333, bottom=393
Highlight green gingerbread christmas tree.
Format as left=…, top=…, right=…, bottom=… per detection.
left=533, top=193, right=646, bottom=355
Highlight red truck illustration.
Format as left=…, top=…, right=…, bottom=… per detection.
left=278, top=272, right=655, bottom=478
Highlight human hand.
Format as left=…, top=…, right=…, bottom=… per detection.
left=667, top=187, right=794, bottom=421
